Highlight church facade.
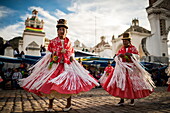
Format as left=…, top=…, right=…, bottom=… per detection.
left=144, top=0, right=170, bottom=63
left=19, top=9, right=49, bottom=56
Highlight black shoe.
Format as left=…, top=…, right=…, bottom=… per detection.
left=129, top=99, right=135, bottom=106
left=115, top=102, right=125, bottom=106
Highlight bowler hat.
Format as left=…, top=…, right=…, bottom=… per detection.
left=122, top=32, right=131, bottom=40
left=56, top=19, right=68, bottom=29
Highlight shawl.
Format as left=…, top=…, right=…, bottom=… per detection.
left=48, top=37, right=74, bottom=64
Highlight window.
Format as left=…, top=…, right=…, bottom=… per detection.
left=162, top=53, right=166, bottom=56
left=160, top=19, right=166, bottom=36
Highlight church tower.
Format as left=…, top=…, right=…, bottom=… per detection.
left=20, top=9, right=45, bottom=56
left=146, top=0, right=170, bottom=58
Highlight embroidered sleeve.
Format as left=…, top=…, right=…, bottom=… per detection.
left=131, top=46, right=138, bottom=54
left=48, top=40, right=53, bottom=52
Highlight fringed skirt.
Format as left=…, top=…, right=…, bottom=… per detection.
left=101, top=56, right=155, bottom=99
left=19, top=53, right=99, bottom=99
left=102, top=71, right=154, bottom=99
left=167, top=85, right=170, bottom=92
left=0, top=76, right=3, bottom=82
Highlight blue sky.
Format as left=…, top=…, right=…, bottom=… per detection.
left=0, top=0, right=72, bottom=27
left=1, top=0, right=165, bottom=47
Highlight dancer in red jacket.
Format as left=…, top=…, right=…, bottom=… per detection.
left=102, top=32, right=155, bottom=106
left=19, top=19, right=99, bottom=111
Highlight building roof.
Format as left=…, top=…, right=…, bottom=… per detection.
left=118, top=19, right=151, bottom=37
left=158, top=0, right=170, bottom=11
left=147, top=0, right=170, bottom=11
left=125, top=25, right=151, bottom=34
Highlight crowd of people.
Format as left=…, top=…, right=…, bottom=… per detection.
left=0, top=62, right=28, bottom=90
left=13, top=48, right=25, bottom=58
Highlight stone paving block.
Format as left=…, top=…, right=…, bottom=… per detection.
left=1, top=108, right=12, bottom=113
left=23, top=108, right=34, bottom=112
left=0, top=87, right=170, bottom=113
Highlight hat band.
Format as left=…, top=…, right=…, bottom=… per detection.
left=122, top=37, right=131, bottom=40
left=56, top=24, right=68, bottom=29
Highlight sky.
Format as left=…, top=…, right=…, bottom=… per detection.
left=0, top=0, right=168, bottom=48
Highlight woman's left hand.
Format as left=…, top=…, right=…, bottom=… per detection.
left=61, top=49, right=66, bottom=53
left=70, top=56, right=73, bottom=62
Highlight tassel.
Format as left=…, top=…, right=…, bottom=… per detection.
left=48, top=55, right=58, bottom=70
left=48, top=61, right=54, bottom=69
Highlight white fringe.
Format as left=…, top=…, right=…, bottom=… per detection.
left=99, top=71, right=107, bottom=84
left=49, top=60, right=99, bottom=91
left=107, top=56, right=155, bottom=91
left=19, top=52, right=99, bottom=92
left=131, top=56, right=156, bottom=91
left=19, top=52, right=59, bottom=90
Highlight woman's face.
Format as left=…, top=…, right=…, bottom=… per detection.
left=122, top=39, right=130, bottom=47
left=57, top=27, right=67, bottom=39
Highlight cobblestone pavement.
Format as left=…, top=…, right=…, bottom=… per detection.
left=0, top=87, right=170, bottom=113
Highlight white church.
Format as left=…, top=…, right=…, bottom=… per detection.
left=18, top=9, right=49, bottom=56
left=75, top=0, right=170, bottom=64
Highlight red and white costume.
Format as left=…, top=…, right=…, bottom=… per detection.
left=102, top=45, right=155, bottom=99
left=19, top=37, right=99, bottom=99
left=0, top=76, right=3, bottom=82
left=99, top=66, right=114, bottom=85
left=165, top=67, right=170, bottom=92
left=167, top=78, right=170, bottom=92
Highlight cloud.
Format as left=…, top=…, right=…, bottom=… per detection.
left=0, top=0, right=151, bottom=48
left=0, top=22, right=24, bottom=40
left=64, top=0, right=150, bottom=47
left=0, top=6, right=16, bottom=18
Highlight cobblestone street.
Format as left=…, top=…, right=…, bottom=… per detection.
left=0, top=87, right=170, bottom=113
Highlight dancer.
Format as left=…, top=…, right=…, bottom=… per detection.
left=99, top=61, right=114, bottom=85
left=19, top=19, right=99, bottom=111
left=167, top=77, right=170, bottom=92
left=166, top=67, right=170, bottom=91
left=102, top=32, right=155, bottom=106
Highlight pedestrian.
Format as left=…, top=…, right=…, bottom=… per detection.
left=19, top=19, right=99, bottom=111
left=0, top=75, right=3, bottom=91
left=167, top=77, right=170, bottom=91
left=102, top=32, right=155, bottom=106
left=20, top=51, right=25, bottom=58
left=0, top=70, right=5, bottom=90
left=99, top=61, right=114, bottom=85
left=40, top=45, right=46, bottom=56
left=13, top=48, right=20, bottom=57
left=0, top=76, right=3, bottom=82
left=12, top=68, right=22, bottom=89
left=78, top=58, right=82, bottom=65
left=166, top=66, right=170, bottom=91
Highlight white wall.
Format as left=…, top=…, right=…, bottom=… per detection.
left=23, top=31, right=45, bottom=55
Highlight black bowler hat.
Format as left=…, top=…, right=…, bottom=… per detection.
left=56, top=19, right=68, bottom=29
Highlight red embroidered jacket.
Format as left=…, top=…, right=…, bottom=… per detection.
left=117, top=44, right=138, bottom=62
left=48, top=37, right=74, bottom=64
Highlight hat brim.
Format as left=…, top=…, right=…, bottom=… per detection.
left=122, top=37, right=131, bottom=40
left=56, top=25, right=68, bottom=29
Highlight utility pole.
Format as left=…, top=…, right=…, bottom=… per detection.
left=95, top=16, right=96, bottom=47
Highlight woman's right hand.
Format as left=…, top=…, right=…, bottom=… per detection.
left=118, top=54, right=124, bottom=58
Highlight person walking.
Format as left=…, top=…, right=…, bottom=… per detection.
left=99, top=61, right=114, bottom=85
left=12, top=68, right=22, bottom=89
left=19, top=19, right=99, bottom=111
left=102, top=32, right=155, bottom=106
